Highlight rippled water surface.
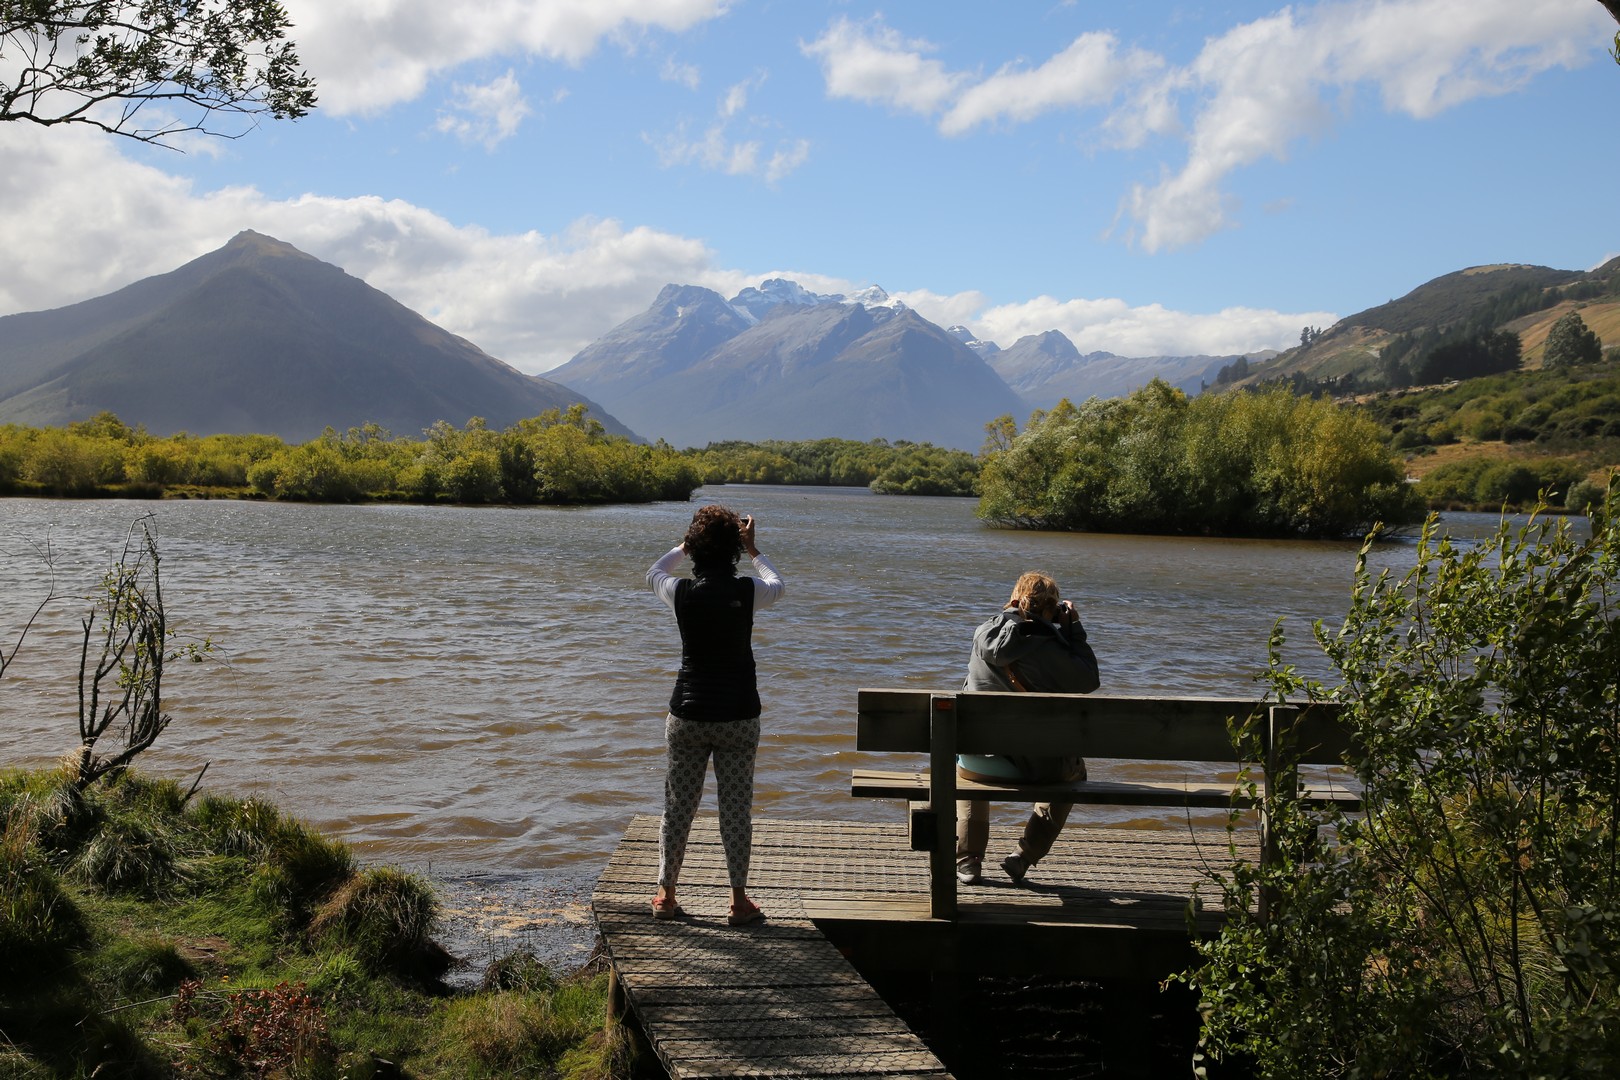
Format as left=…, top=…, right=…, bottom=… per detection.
left=0, top=489, right=1521, bottom=874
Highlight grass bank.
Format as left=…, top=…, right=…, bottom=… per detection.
left=0, top=766, right=631, bottom=1078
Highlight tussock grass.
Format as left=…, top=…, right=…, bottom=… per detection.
left=0, top=767, right=630, bottom=1078
left=0, top=803, right=86, bottom=971
left=427, top=974, right=612, bottom=1077
left=308, top=865, right=438, bottom=977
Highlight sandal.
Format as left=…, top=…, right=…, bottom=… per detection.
left=726, top=899, right=765, bottom=926
left=651, top=896, right=684, bottom=920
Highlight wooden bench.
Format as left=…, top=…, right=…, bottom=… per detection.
left=852, top=688, right=1360, bottom=919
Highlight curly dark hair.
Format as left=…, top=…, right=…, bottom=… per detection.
left=683, top=504, right=744, bottom=575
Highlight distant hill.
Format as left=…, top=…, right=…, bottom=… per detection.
left=546, top=283, right=1023, bottom=451
left=1229, top=259, right=1620, bottom=390
left=981, top=328, right=1259, bottom=408
left=0, top=231, right=631, bottom=442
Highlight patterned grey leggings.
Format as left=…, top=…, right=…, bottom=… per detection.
left=658, top=714, right=761, bottom=890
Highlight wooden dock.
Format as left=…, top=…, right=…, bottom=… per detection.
left=592, top=812, right=1245, bottom=1078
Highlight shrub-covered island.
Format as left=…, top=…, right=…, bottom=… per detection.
left=977, top=380, right=1425, bottom=539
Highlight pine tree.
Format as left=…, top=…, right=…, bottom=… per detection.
left=1543, top=311, right=1603, bottom=367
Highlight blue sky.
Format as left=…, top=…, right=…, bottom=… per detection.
left=2, top=0, right=1615, bottom=375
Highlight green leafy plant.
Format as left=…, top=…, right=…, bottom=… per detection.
left=1187, top=480, right=1620, bottom=1076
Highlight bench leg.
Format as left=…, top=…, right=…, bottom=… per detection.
left=929, top=695, right=959, bottom=919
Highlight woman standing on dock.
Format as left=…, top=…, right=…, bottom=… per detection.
left=647, top=505, right=785, bottom=926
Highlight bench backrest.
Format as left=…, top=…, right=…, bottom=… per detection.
left=856, top=687, right=1352, bottom=765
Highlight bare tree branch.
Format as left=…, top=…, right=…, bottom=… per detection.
left=71, top=515, right=210, bottom=790
left=0, top=531, right=60, bottom=681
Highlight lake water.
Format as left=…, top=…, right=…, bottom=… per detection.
left=0, top=487, right=1523, bottom=878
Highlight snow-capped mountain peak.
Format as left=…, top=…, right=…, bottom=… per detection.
left=947, top=324, right=1002, bottom=358
left=728, top=278, right=904, bottom=323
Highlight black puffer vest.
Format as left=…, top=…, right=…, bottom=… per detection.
left=669, top=571, right=759, bottom=721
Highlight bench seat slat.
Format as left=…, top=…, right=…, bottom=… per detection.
left=851, top=768, right=1362, bottom=812
left=852, top=768, right=1237, bottom=807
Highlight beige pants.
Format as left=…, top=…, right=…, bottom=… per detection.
left=954, top=756, right=1086, bottom=866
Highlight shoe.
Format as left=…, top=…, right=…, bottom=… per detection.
left=955, top=856, right=982, bottom=885
left=727, top=899, right=765, bottom=926
left=1001, top=853, right=1029, bottom=884
left=651, top=896, right=684, bottom=920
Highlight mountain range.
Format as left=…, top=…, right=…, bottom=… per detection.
left=545, top=280, right=1028, bottom=449
left=4, top=232, right=1609, bottom=452
left=545, top=277, right=1275, bottom=449
left=0, top=231, right=630, bottom=442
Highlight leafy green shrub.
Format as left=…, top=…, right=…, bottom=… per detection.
left=1189, top=487, right=1620, bottom=1076
left=1545, top=310, right=1603, bottom=367
left=1567, top=476, right=1611, bottom=515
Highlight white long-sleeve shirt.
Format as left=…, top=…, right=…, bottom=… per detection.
left=647, top=546, right=785, bottom=612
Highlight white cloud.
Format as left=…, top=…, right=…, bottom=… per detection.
left=434, top=70, right=532, bottom=150
left=940, top=32, right=1161, bottom=136
left=661, top=57, right=702, bottom=90
left=800, top=16, right=968, bottom=116
left=903, top=287, right=1336, bottom=359
left=806, top=0, right=1606, bottom=252
left=765, top=140, right=811, bottom=184
left=1125, top=0, right=1605, bottom=250
left=889, top=288, right=993, bottom=333
left=720, top=77, right=752, bottom=119
left=282, top=0, right=732, bottom=114
left=649, top=72, right=810, bottom=185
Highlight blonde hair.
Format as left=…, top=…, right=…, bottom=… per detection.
left=1008, top=571, right=1060, bottom=621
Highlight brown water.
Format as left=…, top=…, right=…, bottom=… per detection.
left=0, top=488, right=1498, bottom=877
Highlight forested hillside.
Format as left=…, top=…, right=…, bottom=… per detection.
left=1220, top=258, right=1620, bottom=395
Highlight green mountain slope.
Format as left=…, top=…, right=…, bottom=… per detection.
left=1229, top=258, right=1620, bottom=392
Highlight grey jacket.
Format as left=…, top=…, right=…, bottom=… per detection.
left=959, top=606, right=1099, bottom=782
left=963, top=607, right=1099, bottom=695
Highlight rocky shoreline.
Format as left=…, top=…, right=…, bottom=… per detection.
left=428, top=867, right=602, bottom=988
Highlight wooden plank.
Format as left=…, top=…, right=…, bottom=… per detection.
left=853, top=687, right=935, bottom=751
left=856, top=687, right=1352, bottom=765
left=851, top=768, right=1361, bottom=810
left=853, top=768, right=1239, bottom=807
